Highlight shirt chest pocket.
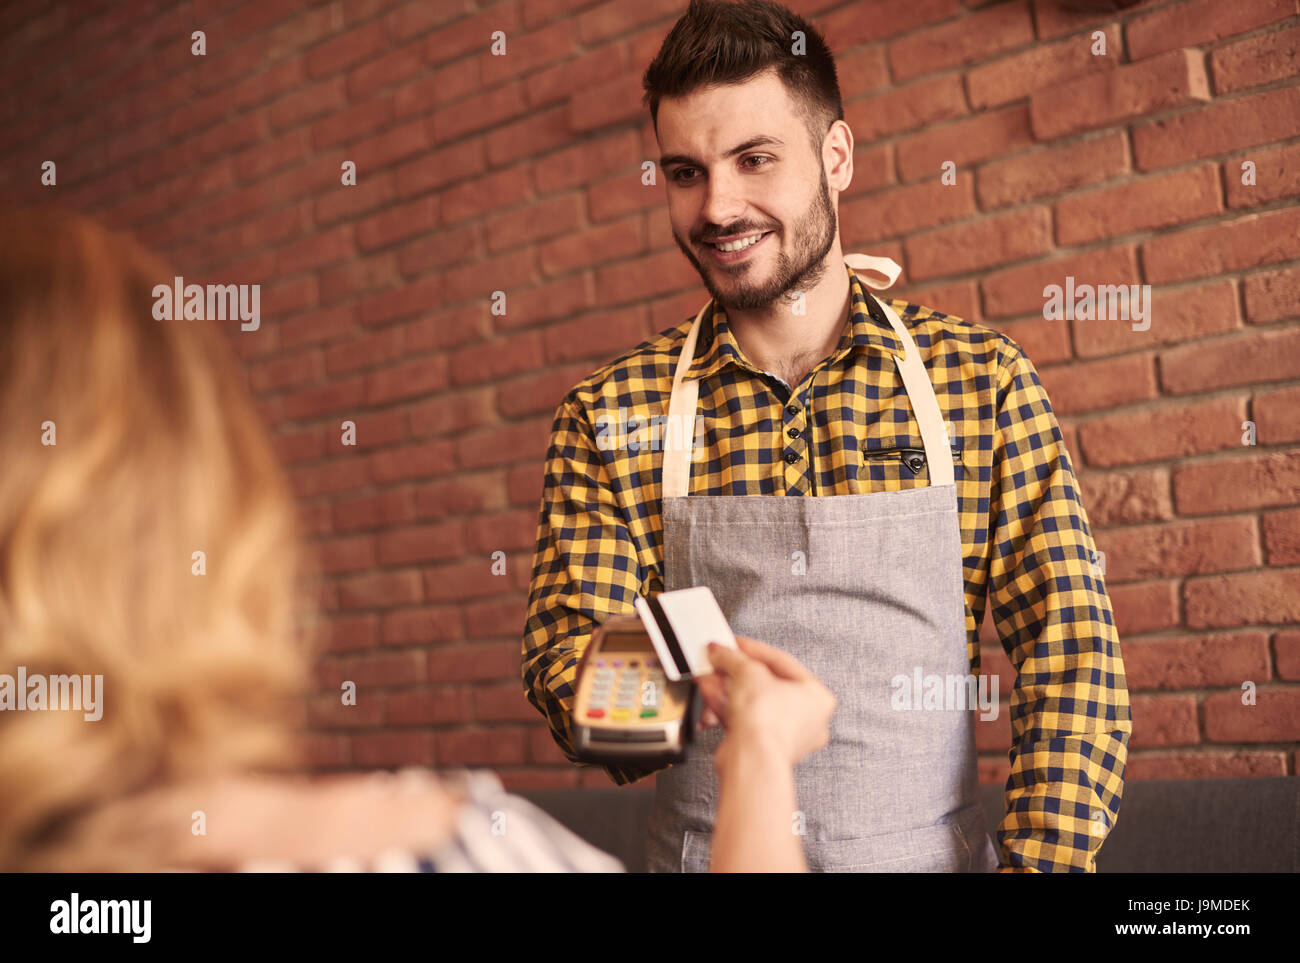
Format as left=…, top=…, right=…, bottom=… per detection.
left=858, top=437, right=964, bottom=487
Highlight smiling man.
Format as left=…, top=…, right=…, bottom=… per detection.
left=522, top=0, right=1131, bottom=873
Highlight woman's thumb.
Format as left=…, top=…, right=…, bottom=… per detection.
left=706, top=641, right=742, bottom=673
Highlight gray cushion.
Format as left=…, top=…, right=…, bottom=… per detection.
left=519, top=777, right=1300, bottom=872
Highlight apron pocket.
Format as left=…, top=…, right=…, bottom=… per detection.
left=681, top=811, right=985, bottom=873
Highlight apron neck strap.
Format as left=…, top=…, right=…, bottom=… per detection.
left=662, top=255, right=955, bottom=497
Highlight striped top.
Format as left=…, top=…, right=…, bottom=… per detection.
left=234, top=769, right=626, bottom=873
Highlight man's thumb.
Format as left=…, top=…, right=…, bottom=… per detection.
left=706, top=641, right=742, bottom=672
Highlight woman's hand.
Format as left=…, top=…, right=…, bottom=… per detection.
left=694, top=635, right=836, bottom=768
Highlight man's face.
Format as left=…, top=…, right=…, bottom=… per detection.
left=657, top=69, right=839, bottom=312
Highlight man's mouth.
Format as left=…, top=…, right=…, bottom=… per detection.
left=705, top=230, right=773, bottom=257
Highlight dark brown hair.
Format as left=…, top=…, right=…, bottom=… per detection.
left=642, top=0, right=844, bottom=157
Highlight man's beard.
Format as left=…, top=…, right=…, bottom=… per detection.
left=674, top=165, right=838, bottom=312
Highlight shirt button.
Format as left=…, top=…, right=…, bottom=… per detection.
left=784, top=451, right=798, bottom=465
left=787, top=427, right=800, bottom=439
left=786, top=404, right=799, bottom=416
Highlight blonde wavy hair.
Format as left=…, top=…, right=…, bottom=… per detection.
left=0, top=208, right=322, bottom=870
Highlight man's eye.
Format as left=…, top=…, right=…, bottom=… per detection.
left=671, top=156, right=771, bottom=183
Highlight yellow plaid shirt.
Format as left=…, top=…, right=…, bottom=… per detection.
left=522, top=264, right=1131, bottom=873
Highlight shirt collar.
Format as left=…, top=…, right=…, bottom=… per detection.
left=683, top=263, right=906, bottom=382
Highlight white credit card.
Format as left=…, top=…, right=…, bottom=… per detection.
left=633, top=586, right=737, bottom=681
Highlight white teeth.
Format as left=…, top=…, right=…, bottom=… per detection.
left=712, top=232, right=767, bottom=252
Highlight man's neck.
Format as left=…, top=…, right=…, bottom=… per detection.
left=726, top=257, right=851, bottom=391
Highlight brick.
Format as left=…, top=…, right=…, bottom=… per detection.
left=1212, top=22, right=1300, bottom=93
left=1278, top=631, right=1300, bottom=680
left=409, top=387, right=496, bottom=437
left=1107, top=580, right=1180, bottom=635
left=905, top=207, right=1052, bottom=281
left=485, top=192, right=583, bottom=253
left=394, top=59, right=481, bottom=119
left=276, top=225, right=355, bottom=276
left=498, top=363, right=593, bottom=418
left=436, top=728, right=527, bottom=766
left=1076, top=467, right=1174, bottom=527
left=282, top=376, right=367, bottom=421
left=394, top=138, right=485, bottom=200
left=321, top=616, right=379, bottom=652
left=386, top=687, right=471, bottom=726
left=821, top=0, right=956, bottom=47
left=337, top=570, right=423, bottom=610
left=321, top=256, right=402, bottom=307
left=353, top=731, right=436, bottom=767
left=845, top=74, right=968, bottom=142
left=1095, top=516, right=1261, bottom=582
left=356, top=195, right=439, bottom=251
left=424, top=558, right=513, bottom=602
left=1125, top=752, right=1286, bottom=780
left=1122, top=632, right=1271, bottom=690
left=1077, top=396, right=1246, bottom=468
left=1037, top=352, right=1157, bottom=415
left=1255, top=384, right=1300, bottom=444
left=306, top=690, right=384, bottom=728
left=352, top=117, right=437, bottom=171
left=1160, top=327, right=1300, bottom=394
left=528, top=42, right=629, bottom=112
left=1188, top=567, right=1300, bottom=627
left=893, top=280, right=981, bottom=323
left=1055, top=164, right=1222, bottom=245
left=896, top=105, right=1035, bottom=182
left=473, top=683, right=541, bottom=722
left=1133, top=86, right=1300, bottom=171
left=368, top=440, right=458, bottom=484
left=1204, top=687, right=1300, bottom=742
left=888, top=0, right=1033, bottom=82
left=481, top=18, right=577, bottom=85
left=1244, top=265, right=1300, bottom=323
left=988, top=316, right=1072, bottom=366
left=346, top=39, right=425, bottom=99
left=377, top=521, right=467, bottom=566
left=1174, top=450, right=1300, bottom=514
left=448, top=331, right=544, bottom=387
left=837, top=45, right=890, bottom=98
left=457, top=420, right=551, bottom=470
left=358, top=276, right=442, bottom=326
left=281, top=304, right=358, bottom=350
left=1264, top=508, right=1300, bottom=565
left=306, top=20, right=388, bottom=78
left=1031, top=0, right=1114, bottom=41
left=1225, top=142, right=1300, bottom=209
left=539, top=214, right=644, bottom=275
left=1142, top=207, right=1300, bottom=284
left=415, top=473, right=503, bottom=521
left=981, top=245, right=1138, bottom=319
left=1126, top=0, right=1299, bottom=61
left=333, top=489, right=417, bottom=533
left=380, top=605, right=465, bottom=646
left=434, top=80, right=528, bottom=141
left=1073, top=280, right=1240, bottom=359
left=311, top=96, right=396, bottom=149
left=977, top=132, right=1128, bottom=209
left=593, top=248, right=696, bottom=304
left=967, top=25, right=1120, bottom=109
left=465, top=507, right=539, bottom=553
left=397, top=224, right=484, bottom=279
left=1030, top=49, right=1210, bottom=141
left=844, top=177, right=976, bottom=243
left=544, top=306, right=648, bottom=364
left=1129, top=694, right=1200, bottom=748
left=250, top=347, right=324, bottom=394
left=440, top=165, right=533, bottom=224
left=534, top=128, right=639, bottom=195
left=464, top=597, right=528, bottom=639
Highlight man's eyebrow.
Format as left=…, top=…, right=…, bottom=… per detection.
left=659, top=135, right=785, bottom=170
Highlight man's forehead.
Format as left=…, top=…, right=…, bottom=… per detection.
left=657, top=74, right=799, bottom=166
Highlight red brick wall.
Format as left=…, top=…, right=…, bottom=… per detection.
left=0, top=0, right=1296, bottom=789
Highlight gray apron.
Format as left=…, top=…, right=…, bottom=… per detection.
left=645, top=253, right=1000, bottom=873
